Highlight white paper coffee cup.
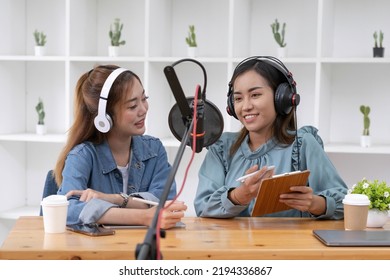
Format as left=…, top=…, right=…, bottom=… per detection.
left=41, top=195, right=69, bottom=233
left=343, top=194, right=370, bottom=230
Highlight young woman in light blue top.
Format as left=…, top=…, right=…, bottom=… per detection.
left=194, top=56, right=347, bottom=219
left=54, top=65, right=187, bottom=228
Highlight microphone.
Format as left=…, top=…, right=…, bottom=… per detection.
left=189, top=86, right=205, bottom=153
left=164, top=59, right=224, bottom=153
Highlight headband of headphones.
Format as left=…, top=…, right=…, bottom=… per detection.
left=94, top=67, right=128, bottom=133
left=228, top=56, right=297, bottom=95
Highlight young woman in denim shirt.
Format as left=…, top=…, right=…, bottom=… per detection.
left=54, top=65, right=187, bottom=228
left=194, top=56, right=347, bottom=219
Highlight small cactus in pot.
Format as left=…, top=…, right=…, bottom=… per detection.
left=271, top=19, right=286, bottom=48
left=360, top=105, right=370, bottom=136
left=35, top=98, right=46, bottom=135
left=36, top=98, right=45, bottom=125
left=185, top=25, right=197, bottom=47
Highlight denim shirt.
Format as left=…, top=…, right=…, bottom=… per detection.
left=57, top=135, right=176, bottom=225
left=194, top=126, right=348, bottom=220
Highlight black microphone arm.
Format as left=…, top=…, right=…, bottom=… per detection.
left=135, top=117, right=194, bottom=260
left=164, top=64, right=194, bottom=126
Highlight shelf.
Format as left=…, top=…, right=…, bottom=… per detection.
left=160, top=137, right=181, bottom=148
left=0, top=55, right=67, bottom=62
left=321, top=57, right=390, bottom=64
left=1, top=0, right=390, bottom=220
left=0, top=134, right=182, bottom=147
left=325, top=143, right=390, bottom=155
left=69, top=56, right=147, bottom=62
left=0, top=133, right=66, bottom=143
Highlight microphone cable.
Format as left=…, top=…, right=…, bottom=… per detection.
left=293, top=105, right=305, bottom=218
left=294, top=105, right=300, bottom=171
left=155, top=85, right=200, bottom=259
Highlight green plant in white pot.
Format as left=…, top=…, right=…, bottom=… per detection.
left=35, top=98, right=46, bottom=135
left=351, top=178, right=390, bottom=227
left=185, top=25, right=197, bottom=57
left=33, top=30, right=47, bottom=56
left=359, top=105, right=370, bottom=147
left=108, top=18, right=126, bottom=57
left=270, top=19, right=287, bottom=58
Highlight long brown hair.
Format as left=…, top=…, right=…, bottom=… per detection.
left=229, top=60, right=297, bottom=156
left=53, top=65, right=141, bottom=186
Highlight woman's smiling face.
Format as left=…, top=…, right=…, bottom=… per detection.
left=111, top=78, right=149, bottom=138
left=232, top=69, right=277, bottom=135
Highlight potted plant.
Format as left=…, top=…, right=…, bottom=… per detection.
left=185, top=25, right=197, bottom=57
left=359, top=105, right=370, bottom=147
left=108, top=18, right=126, bottom=57
left=35, top=98, right=46, bottom=135
left=33, top=30, right=47, bottom=56
left=350, top=178, right=390, bottom=227
left=271, top=19, right=287, bottom=58
left=373, top=30, right=384, bottom=57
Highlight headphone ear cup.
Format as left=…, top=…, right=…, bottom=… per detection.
left=226, top=89, right=238, bottom=119
left=94, top=113, right=113, bottom=133
left=274, top=82, right=294, bottom=115
left=93, top=67, right=128, bottom=134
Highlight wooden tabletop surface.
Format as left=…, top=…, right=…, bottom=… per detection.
left=1, top=216, right=389, bottom=260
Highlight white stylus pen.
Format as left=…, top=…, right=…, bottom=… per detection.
left=236, top=165, right=275, bottom=182
left=132, top=197, right=159, bottom=206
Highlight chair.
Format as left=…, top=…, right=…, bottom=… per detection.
left=39, top=170, right=59, bottom=216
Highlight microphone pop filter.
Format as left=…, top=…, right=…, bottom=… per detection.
left=168, top=97, right=224, bottom=147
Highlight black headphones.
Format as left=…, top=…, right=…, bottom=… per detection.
left=226, top=56, right=300, bottom=119
left=94, top=67, right=128, bottom=133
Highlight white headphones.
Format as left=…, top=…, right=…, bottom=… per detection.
left=94, top=68, right=128, bottom=133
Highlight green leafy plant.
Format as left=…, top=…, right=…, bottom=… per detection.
left=109, top=18, right=126, bottom=46
left=33, top=30, right=47, bottom=46
left=359, top=105, right=370, bottom=136
left=373, top=30, right=384, bottom=48
left=351, top=178, right=390, bottom=211
left=271, top=19, right=286, bottom=48
left=35, top=98, right=45, bottom=125
left=185, top=25, right=197, bottom=47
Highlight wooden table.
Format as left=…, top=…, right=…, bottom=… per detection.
left=1, top=216, right=389, bottom=260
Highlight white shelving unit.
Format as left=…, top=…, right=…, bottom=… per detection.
left=1, top=0, right=390, bottom=225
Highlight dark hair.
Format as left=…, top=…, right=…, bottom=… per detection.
left=54, top=65, right=142, bottom=185
left=229, top=60, right=297, bottom=156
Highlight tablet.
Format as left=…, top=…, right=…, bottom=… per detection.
left=251, top=170, right=310, bottom=216
left=101, top=221, right=186, bottom=229
left=313, top=229, right=390, bottom=247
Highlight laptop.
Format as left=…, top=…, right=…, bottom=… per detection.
left=313, top=229, right=390, bottom=247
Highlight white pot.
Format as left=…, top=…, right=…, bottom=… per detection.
left=34, top=46, right=46, bottom=56
left=366, top=209, right=388, bottom=228
left=277, top=47, right=287, bottom=58
left=360, top=135, right=371, bottom=147
left=187, top=47, right=197, bottom=58
left=108, top=46, right=119, bottom=57
left=36, top=124, right=46, bottom=135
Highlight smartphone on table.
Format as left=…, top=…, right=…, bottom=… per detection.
left=67, top=223, right=115, bottom=236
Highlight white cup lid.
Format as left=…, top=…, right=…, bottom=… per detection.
left=41, top=194, right=69, bottom=206
left=343, top=193, right=370, bottom=205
